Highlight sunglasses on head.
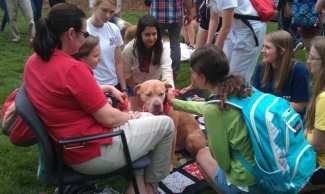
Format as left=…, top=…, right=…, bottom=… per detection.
left=80, top=31, right=89, bottom=38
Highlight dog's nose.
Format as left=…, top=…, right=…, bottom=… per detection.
left=153, top=102, right=161, bottom=109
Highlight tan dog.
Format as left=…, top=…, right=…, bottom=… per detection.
left=117, top=18, right=137, bottom=45
left=134, top=80, right=207, bottom=170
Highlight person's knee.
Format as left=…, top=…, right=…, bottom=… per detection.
left=196, top=148, right=209, bottom=165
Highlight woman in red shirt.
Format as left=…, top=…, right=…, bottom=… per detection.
left=24, top=3, right=175, bottom=194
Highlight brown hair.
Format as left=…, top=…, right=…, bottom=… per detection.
left=260, top=30, right=297, bottom=94
left=190, top=44, right=253, bottom=112
left=72, top=35, right=100, bottom=60
left=305, top=36, right=325, bottom=131
left=32, top=3, right=86, bottom=62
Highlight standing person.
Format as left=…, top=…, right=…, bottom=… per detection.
left=25, top=3, right=175, bottom=194
left=0, top=0, right=9, bottom=32
left=5, top=0, right=35, bottom=42
left=181, top=0, right=195, bottom=50
left=180, top=0, right=222, bottom=94
left=48, top=0, right=65, bottom=7
left=276, top=0, right=303, bottom=54
left=252, top=30, right=310, bottom=119
left=207, top=0, right=266, bottom=82
left=87, top=0, right=127, bottom=96
left=122, top=15, right=174, bottom=111
left=149, top=0, right=194, bottom=80
left=166, top=44, right=259, bottom=193
left=30, top=0, right=43, bottom=24
left=301, top=36, right=325, bottom=193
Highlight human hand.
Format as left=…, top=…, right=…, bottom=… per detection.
left=195, top=14, right=201, bottom=23
left=127, top=111, right=141, bottom=120
left=166, top=88, right=176, bottom=106
left=184, top=15, right=194, bottom=26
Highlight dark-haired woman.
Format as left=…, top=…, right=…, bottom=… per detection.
left=24, top=3, right=175, bottom=194
left=166, top=44, right=259, bottom=193
left=122, top=14, right=174, bottom=111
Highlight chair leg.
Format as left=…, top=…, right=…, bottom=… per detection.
left=120, top=131, right=140, bottom=194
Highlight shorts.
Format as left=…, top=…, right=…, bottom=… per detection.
left=199, top=1, right=222, bottom=32
left=126, top=84, right=135, bottom=97
left=144, top=0, right=151, bottom=7
left=297, top=25, right=322, bottom=39
left=214, top=167, right=261, bottom=194
left=309, top=163, right=325, bottom=185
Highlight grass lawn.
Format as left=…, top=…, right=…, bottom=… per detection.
left=0, top=8, right=310, bottom=194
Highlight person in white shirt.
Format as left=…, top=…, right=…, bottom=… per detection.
left=122, top=15, right=174, bottom=111
left=87, top=0, right=127, bottom=95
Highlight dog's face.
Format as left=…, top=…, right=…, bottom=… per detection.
left=117, top=18, right=137, bottom=45
left=134, top=80, right=172, bottom=115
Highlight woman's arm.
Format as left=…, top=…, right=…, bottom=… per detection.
left=290, top=102, right=306, bottom=113
left=115, top=47, right=127, bottom=93
left=207, top=9, right=220, bottom=44
left=215, top=8, right=234, bottom=48
left=160, top=45, right=174, bottom=88
left=309, top=128, right=325, bottom=153
left=99, top=85, right=124, bottom=103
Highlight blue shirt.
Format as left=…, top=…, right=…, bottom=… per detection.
left=252, top=62, right=310, bottom=118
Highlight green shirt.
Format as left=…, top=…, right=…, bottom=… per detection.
left=173, top=99, right=256, bottom=187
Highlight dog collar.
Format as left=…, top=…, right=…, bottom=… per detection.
left=142, top=100, right=170, bottom=115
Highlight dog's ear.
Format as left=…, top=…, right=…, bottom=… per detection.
left=134, top=84, right=142, bottom=105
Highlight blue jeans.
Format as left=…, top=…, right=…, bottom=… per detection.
left=159, top=20, right=182, bottom=76
left=48, top=0, right=65, bottom=7
left=30, top=0, right=43, bottom=24
left=214, top=167, right=261, bottom=194
left=0, top=0, right=9, bottom=31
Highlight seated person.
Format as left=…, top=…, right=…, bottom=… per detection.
left=122, top=15, right=174, bottom=111
left=166, top=44, right=259, bottom=193
left=72, top=35, right=124, bottom=104
left=253, top=30, right=310, bottom=119
left=25, top=4, right=175, bottom=194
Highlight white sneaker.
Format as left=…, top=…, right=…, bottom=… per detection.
left=293, top=42, right=303, bottom=53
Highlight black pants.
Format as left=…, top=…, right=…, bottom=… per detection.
left=49, top=0, right=66, bottom=7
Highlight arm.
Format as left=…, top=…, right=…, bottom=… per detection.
left=92, top=103, right=131, bottom=127
left=183, top=0, right=194, bottom=26
left=160, top=45, right=174, bottom=88
left=290, top=102, right=306, bottom=113
left=99, top=84, right=124, bottom=103
left=194, top=0, right=203, bottom=23
left=215, top=8, right=234, bottom=48
left=290, top=62, right=310, bottom=113
left=172, top=99, right=205, bottom=116
left=115, top=47, right=127, bottom=94
left=315, top=0, right=325, bottom=13
left=207, top=8, right=219, bottom=44
left=308, top=95, right=325, bottom=153
left=309, top=128, right=325, bottom=153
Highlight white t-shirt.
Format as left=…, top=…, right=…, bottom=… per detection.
left=210, top=0, right=264, bottom=31
left=87, top=20, right=123, bottom=86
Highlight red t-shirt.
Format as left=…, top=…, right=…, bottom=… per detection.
left=24, top=49, right=112, bottom=164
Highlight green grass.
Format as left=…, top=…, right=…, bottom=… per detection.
left=0, top=9, right=310, bottom=194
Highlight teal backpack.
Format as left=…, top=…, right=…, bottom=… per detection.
left=207, top=89, right=316, bottom=193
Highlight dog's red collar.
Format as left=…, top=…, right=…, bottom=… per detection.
left=142, top=100, right=170, bottom=115
left=141, top=89, right=178, bottom=115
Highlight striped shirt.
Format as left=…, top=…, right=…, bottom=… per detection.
left=150, top=0, right=184, bottom=23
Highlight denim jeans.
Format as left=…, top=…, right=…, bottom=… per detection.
left=30, top=0, right=43, bottom=23
left=48, top=0, right=65, bottom=7
left=0, top=0, right=9, bottom=31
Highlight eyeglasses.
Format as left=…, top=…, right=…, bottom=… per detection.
left=80, top=31, right=89, bottom=38
left=308, top=54, right=322, bottom=61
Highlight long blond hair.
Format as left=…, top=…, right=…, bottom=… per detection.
left=260, top=30, right=296, bottom=94
left=305, top=36, right=325, bottom=131
left=93, top=0, right=117, bottom=7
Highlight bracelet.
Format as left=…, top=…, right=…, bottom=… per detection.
left=121, top=89, right=127, bottom=92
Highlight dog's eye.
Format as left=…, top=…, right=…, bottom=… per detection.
left=158, top=93, right=164, bottom=97
left=146, top=93, right=151, bottom=97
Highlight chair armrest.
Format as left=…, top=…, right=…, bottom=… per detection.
left=58, top=130, right=122, bottom=146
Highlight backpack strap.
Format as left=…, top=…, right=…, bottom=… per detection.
left=233, top=14, right=259, bottom=47
left=232, top=149, right=257, bottom=177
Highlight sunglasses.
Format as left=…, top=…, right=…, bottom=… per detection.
left=80, top=31, right=90, bottom=38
